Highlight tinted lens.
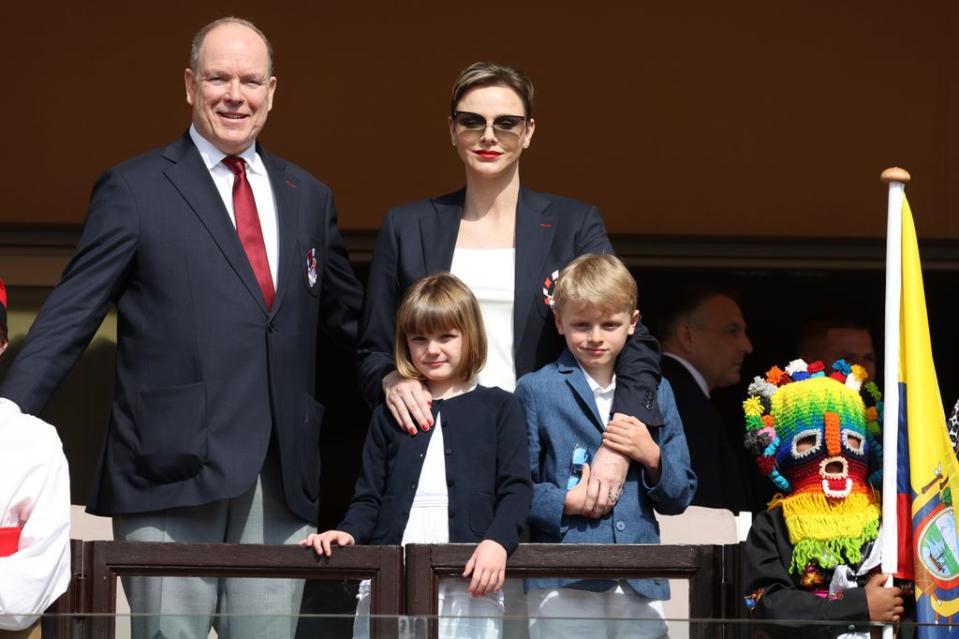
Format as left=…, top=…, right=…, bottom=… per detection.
left=492, top=116, right=525, bottom=134
left=454, top=112, right=487, bottom=130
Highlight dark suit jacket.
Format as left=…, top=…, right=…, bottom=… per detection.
left=337, top=386, right=531, bottom=553
left=356, top=186, right=663, bottom=425
left=661, top=355, right=752, bottom=512
left=0, top=133, right=364, bottom=523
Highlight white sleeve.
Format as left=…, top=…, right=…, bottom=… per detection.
left=0, top=445, right=71, bottom=631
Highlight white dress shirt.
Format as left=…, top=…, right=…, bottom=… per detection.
left=189, top=125, right=279, bottom=289
left=580, top=367, right=616, bottom=427
left=0, top=399, right=71, bottom=630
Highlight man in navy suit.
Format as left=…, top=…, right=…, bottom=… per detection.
left=0, top=17, right=363, bottom=638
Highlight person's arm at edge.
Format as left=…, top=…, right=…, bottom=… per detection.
left=357, top=210, right=402, bottom=407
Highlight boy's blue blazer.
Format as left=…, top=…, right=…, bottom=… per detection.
left=515, top=349, right=697, bottom=599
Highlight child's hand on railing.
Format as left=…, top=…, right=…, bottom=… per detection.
left=463, top=539, right=507, bottom=597
left=299, top=530, right=355, bottom=557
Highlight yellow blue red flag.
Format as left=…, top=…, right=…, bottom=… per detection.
left=892, top=195, right=959, bottom=630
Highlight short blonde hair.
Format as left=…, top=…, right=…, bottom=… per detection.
left=552, top=254, right=637, bottom=316
left=451, top=62, right=534, bottom=117
left=394, top=274, right=487, bottom=382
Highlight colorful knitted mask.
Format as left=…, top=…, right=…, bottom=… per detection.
left=744, top=359, right=884, bottom=574
left=744, top=359, right=882, bottom=496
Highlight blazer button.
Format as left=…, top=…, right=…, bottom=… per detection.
left=615, top=520, right=626, bottom=532
left=445, top=449, right=452, bottom=455
left=448, top=511, right=455, bottom=518
left=418, top=453, right=424, bottom=459
left=267, top=322, right=277, bottom=333
left=447, top=479, right=454, bottom=487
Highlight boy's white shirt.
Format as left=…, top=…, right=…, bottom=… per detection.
left=577, top=365, right=616, bottom=427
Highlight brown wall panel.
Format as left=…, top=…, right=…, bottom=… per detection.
left=4, top=2, right=956, bottom=238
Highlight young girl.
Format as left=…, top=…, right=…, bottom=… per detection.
left=301, top=273, right=532, bottom=638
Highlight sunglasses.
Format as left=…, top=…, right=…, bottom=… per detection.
left=452, top=111, right=528, bottom=142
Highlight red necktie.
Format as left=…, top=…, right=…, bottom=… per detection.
left=223, top=156, right=275, bottom=310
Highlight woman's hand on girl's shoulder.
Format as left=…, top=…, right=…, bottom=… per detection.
left=463, top=539, right=507, bottom=597
left=298, top=530, right=355, bottom=557
left=383, top=370, right=433, bottom=435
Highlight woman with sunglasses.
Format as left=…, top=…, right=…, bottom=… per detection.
left=358, top=61, right=664, bottom=515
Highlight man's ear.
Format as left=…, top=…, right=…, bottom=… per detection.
left=676, top=320, right=695, bottom=350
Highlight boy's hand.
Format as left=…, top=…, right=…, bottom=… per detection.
left=564, top=463, right=592, bottom=515
left=603, top=414, right=661, bottom=483
left=299, top=530, right=355, bottom=557
left=383, top=371, right=433, bottom=435
left=463, top=539, right=507, bottom=596
left=584, top=417, right=631, bottom=518
left=864, top=573, right=904, bottom=623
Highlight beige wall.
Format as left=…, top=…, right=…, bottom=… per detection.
left=4, top=2, right=957, bottom=238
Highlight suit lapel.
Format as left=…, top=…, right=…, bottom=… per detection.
left=162, top=135, right=268, bottom=314
left=513, top=187, right=556, bottom=354
left=558, top=350, right=605, bottom=432
left=419, top=189, right=465, bottom=274
left=262, top=149, right=301, bottom=317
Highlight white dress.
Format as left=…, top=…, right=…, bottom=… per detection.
left=354, top=407, right=504, bottom=639
left=0, top=398, right=71, bottom=631
left=451, top=248, right=516, bottom=391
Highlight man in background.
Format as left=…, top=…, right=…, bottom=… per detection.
left=798, top=317, right=877, bottom=381
left=658, top=287, right=756, bottom=513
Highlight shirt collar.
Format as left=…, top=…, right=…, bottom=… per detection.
left=664, top=352, right=711, bottom=398
left=189, top=124, right=264, bottom=176
left=578, top=365, right=616, bottom=395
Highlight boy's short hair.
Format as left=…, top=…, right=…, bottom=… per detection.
left=394, top=273, right=487, bottom=382
left=552, top=254, right=637, bottom=316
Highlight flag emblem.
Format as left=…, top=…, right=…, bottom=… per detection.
left=306, top=248, right=318, bottom=288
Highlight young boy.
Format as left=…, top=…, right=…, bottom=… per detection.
left=515, top=254, right=697, bottom=639
left=0, top=278, right=72, bottom=634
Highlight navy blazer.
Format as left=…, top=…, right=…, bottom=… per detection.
left=357, top=186, right=663, bottom=426
left=0, top=133, right=364, bottom=523
left=515, top=350, right=697, bottom=599
left=337, top=386, right=532, bottom=553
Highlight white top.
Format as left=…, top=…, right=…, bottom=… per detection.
left=401, top=413, right=450, bottom=545
left=664, top=352, right=710, bottom=398
left=580, top=367, right=616, bottom=427
left=0, top=399, right=71, bottom=630
left=189, top=125, right=279, bottom=289
left=450, top=248, right=516, bottom=391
